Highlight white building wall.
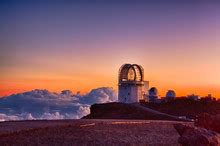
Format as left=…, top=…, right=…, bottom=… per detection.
left=119, top=85, right=143, bottom=103
left=118, top=86, right=129, bottom=103
left=143, top=81, right=149, bottom=93
left=130, top=86, right=138, bottom=102
left=137, top=86, right=143, bottom=101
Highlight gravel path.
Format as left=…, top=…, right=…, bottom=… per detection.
left=0, top=119, right=192, bottom=145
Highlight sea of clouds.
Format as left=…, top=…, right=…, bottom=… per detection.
left=0, top=87, right=117, bottom=121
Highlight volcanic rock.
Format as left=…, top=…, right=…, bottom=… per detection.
left=174, top=123, right=220, bottom=146
left=195, top=113, right=220, bottom=133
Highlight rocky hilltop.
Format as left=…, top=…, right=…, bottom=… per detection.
left=83, top=99, right=220, bottom=120
left=83, top=102, right=181, bottom=121
left=142, top=98, right=220, bottom=119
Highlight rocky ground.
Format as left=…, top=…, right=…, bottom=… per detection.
left=0, top=119, right=192, bottom=145
left=174, top=123, right=220, bottom=146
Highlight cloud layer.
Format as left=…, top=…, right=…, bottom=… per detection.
left=0, top=87, right=117, bottom=121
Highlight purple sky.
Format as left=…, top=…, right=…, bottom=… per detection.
left=0, top=1, right=220, bottom=97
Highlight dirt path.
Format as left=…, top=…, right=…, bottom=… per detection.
left=0, top=119, right=192, bottom=145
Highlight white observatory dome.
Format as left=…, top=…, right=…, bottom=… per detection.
left=149, top=87, right=158, bottom=97
left=165, top=90, right=176, bottom=101
left=166, top=90, right=176, bottom=98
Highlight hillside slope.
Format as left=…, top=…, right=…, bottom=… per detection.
left=83, top=100, right=220, bottom=120
left=142, top=99, right=220, bottom=119
left=83, top=102, right=184, bottom=121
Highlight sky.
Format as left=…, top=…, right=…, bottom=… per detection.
left=0, top=0, right=220, bottom=98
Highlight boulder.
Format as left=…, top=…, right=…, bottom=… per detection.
left=195, top=113, right=220, bottom=133
left=174, top=123, right=220, bottom=146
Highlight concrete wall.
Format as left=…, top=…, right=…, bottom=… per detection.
left=143, top=81, right=149, bottom=93
left=118, top=84, right=143, bottom=103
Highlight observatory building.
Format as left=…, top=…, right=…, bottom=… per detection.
left=165, top=90, right=176, bottom=101
left=118, top=64, right=149, bottom=103
left=148, top=87, right=159, bottom=102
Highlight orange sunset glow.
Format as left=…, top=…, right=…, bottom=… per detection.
left=0, top=1, right=220, bottom=98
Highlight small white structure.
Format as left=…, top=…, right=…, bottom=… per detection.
left=165, top=90, right=176, bottom=101
left=148, top=87, right=159, bottom=102
left=118, top=64, right=149, bottom=103
left=187, top=94, right=200, bottom=101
